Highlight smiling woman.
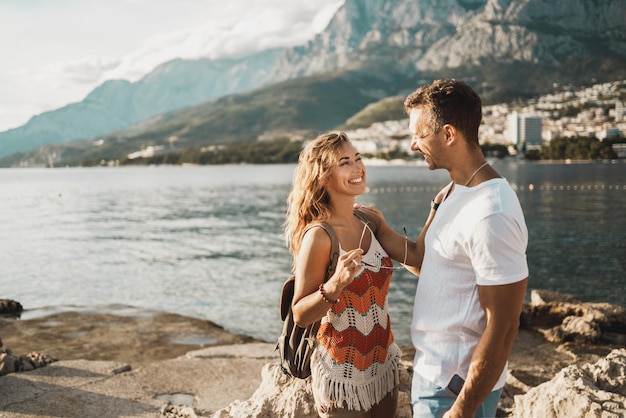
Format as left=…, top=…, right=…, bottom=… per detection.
left=282, top=131, right=440, bottom=417
left=283, top=132, right=399, bottom=416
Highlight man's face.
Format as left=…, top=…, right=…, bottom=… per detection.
left=409, top=107, right=445, bottom=170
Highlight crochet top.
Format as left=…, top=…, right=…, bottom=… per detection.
left=311, top=229, right=401, bottom=411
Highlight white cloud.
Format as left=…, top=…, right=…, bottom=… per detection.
left=313, top=1, right=344, bottom=33
left=54, top=57, right=122, bottom=85
left=0, top=0, right=344, bottom=132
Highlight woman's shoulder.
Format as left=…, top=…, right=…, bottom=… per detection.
left=298, top=223, right=336, bottom=268
left=302, top=222, right=334, bottom=248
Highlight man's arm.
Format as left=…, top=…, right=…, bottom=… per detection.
left=445, top=278, right=528, bottom=418
left=358, top=185, right=447, bottom=275
left=358, top=204, right=435, bottom=273
left=404, top=185, right=449, bottom=276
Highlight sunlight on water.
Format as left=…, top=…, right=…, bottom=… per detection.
left=1, top=162, right=624, bottom=346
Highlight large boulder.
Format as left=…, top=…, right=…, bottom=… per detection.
left=513, top=348, right=626, bottom=418
left=211, top=360, right=414, bottom=418
left=522, top=290, right=626, bottom=345
left=0, top=299, right=23, bottom=317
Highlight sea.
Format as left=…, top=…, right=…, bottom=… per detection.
left=1, top=161, right=624, bottom=346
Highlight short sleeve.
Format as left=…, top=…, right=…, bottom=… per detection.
left=467, top=213, right=528, bottom=286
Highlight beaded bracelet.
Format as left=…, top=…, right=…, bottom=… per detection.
left=319, top=283, right=339, bottom=304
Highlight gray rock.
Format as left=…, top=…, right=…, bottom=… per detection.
left=0, top=350, right=56, bottom=376
left=0, top=299, right=23, bottom=317
left=0, top=352, right=20, bottom=376
left=211, top=360, right=414, bottom=418
left=522, top=290, right=626, bottom=344
left=513, top=348, right=626, bottom=418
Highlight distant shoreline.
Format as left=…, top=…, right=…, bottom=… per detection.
left=2, top=157, right=625, bottom=169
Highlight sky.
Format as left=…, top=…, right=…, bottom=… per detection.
left=0, top=0, right=344, bottom=133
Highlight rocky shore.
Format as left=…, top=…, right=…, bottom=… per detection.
left=1, top=290, right=625, bottom=417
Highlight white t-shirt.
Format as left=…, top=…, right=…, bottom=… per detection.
left=411, top=178, right=528, bottom=390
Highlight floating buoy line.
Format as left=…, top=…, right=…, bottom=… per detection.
left=516, top=184, right=624, bottom=191
left=367, top=184, right=625, bottom=194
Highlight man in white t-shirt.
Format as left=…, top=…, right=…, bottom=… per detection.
left=405, top=79, right=529, bottom=418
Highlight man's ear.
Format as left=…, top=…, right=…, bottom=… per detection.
left=442, top=124, right=457, bottom=144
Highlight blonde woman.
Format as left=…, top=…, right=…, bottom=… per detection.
left=285, top=132, right=439, bottom=418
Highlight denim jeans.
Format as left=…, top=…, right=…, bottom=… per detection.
left=411, top=372, right=502, bottom=418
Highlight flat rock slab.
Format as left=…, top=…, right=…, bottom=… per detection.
left=1, top=306, right=257, bottom=366
left=0, top=342, right=277, bottom=418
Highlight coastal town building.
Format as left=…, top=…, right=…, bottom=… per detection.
left=615, top=100, right=625, bottom=122
left=506, top=112, right=543, bottom=155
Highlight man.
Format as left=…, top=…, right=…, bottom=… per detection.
left=405, top=79, right=528, bottom=418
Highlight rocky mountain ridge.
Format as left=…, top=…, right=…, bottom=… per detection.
left=268, top=0, right=626, bottom=81
left=1, top=0, right=625, bottom=160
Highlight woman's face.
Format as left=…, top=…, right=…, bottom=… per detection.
left=324, top=142, right=366, bottom=197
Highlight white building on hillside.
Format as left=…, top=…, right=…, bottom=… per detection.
left=615, top=100, right=625, bottom=121
left=506, top=111, right=543, bottom=155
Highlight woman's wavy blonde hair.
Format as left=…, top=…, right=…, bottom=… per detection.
left=284, top=132, right=350, bottom=267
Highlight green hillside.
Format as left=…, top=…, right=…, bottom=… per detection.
left=2, top=54, right=625, bottom=167
left=111, top=69, right=412, bottom=143
left=339, top=96, right=406, bottom=130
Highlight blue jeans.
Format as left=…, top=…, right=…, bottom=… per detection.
left=411, top=372, right=502, bottom=418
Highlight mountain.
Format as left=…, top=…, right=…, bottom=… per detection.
left=268, top=0, right=626, bottom=81
left=0, top=48, right=285, bottom=158
left=2, top=0, right=625, bottom=166
left=3, top=69, right=413, bottom=167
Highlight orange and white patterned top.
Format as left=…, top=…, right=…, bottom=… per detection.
left=311, top=229, right=401, bottom=411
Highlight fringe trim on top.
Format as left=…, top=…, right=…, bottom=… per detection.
left=311, top=343, right=401, bottom=412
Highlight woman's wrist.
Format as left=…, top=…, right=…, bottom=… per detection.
left=324, top=279, right=343, bottom=298
left=319, top=283, right=340, bottom=304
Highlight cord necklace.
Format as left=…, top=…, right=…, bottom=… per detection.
left=464, top=161, right=489, bottom=186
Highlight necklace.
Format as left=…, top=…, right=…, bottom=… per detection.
left=464, top=161, right=489, bottom=186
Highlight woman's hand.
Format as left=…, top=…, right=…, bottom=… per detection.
left=324, top=248, right=363, bottom=297
left=354, top=204, right=385, bottom=230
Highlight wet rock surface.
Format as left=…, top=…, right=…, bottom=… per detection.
left=0, top=305, right=257, bottom=370
left=0, top=299, right=23, bottom=318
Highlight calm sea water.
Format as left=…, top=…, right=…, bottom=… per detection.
left=1, top=161, right=624, bottom=346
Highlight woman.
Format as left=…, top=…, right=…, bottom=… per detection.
left=284, top=132, right=439, bottom=417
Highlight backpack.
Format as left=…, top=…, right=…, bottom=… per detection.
left=276, top=208, right=377, bottom=379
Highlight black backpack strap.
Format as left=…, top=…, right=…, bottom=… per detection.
left=304, top=222, right=339, bottom=284
left=279, top=222, right=339, bottom=321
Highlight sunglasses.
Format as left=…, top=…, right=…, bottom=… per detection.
left=358, top=221, right=407, bottom=271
